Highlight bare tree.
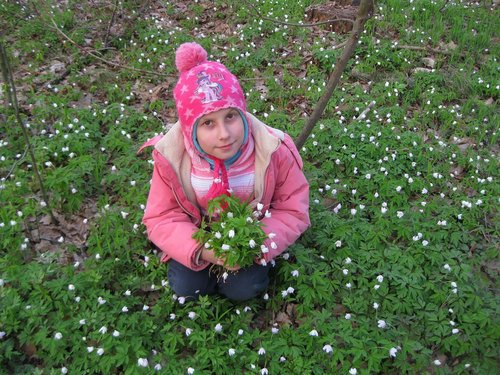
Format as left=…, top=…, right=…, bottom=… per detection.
left=295, top=0, right=374, bottom=149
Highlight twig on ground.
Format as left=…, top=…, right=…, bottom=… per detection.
left=439, top=0, right=451, bottom=12
left=394, top=44, right=455, bottom=56
left=355, top=100, right=376, bottom=121
left=49, top=18, right=174, bottom=79
left=3, top=146, right=28, bottom=180
left=332, top=40, right=349, bottom=50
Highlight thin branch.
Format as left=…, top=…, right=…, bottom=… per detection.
left=294, top=0, right=374, bottom=149
left=439, top=0, right=451, bottom=12
left=49, top=18, right=174, bottom=79
left=394, top=44, right=455, bottom=55
left=0, top=41, right=57, bottom=225
left=0, top=44, right=13, bottom=107
left=3, top=145, right=28, bottom=180
left=242, top=0, right=354, bottom=28
left=355, top=100, right=376, bottom=121
left=103, top=0, right=119, bottom=48
left=332, top=40, right=349, bottom=50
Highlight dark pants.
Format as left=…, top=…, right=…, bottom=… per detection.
left=167, top=259, right=271, bottom=302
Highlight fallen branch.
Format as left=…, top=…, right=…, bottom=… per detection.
left=355, top=100, right=376, bottom=121
left=439, top=0, right=451, bottom=12
left=3, top=145, right=28, bottom=181
left=394, top=44, right=455, bottom=56
left=332, top=40, right=349, bottom=50
left=295, top=0, right=374, bottom=149
left=49, top=18, right=174, bottom=79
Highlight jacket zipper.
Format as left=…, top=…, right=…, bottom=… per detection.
left=171, top=183, right=199, bottom=224
left=259, top=140, right=281, bottom=204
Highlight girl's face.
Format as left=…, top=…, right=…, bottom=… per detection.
left=196, top=108, right=244, bottom=160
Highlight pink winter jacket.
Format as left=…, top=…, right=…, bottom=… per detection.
left=141, top=113, right=310, bottom=271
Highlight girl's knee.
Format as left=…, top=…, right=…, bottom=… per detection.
left=167, top=260, right=216, bottom=299
left=219, top=274, right=269, bottom=302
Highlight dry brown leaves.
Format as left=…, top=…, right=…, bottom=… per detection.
left=305, top=1, right=358, bottom=33
left=26, top=199, right=97, bottom=265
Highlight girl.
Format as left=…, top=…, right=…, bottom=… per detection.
left=141, top=42, right=310, bottom=301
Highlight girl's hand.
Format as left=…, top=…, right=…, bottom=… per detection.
left=201, top=248, right=240, bottom=271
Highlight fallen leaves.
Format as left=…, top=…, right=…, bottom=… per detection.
left=305, top=1, right=358, bottom=33
left=27, top=199, right=97, bottom=264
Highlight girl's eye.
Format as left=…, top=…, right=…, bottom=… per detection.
left=226, top=113, right=236, bottom=120
left=203, top=120, right=213, bottom=127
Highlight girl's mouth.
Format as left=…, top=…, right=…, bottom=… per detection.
left=218, top=142, right=234, bottom=150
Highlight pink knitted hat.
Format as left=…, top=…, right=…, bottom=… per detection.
left=173, top=42, right=247, bottom=142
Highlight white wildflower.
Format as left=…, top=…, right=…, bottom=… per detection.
left=323, top=344, right=333, bottom=353
left=137, top=358, right=148, bottom=367
left=389, top=347, right=398, bottom=358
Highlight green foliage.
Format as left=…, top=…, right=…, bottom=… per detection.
left=0, top=0, right=499, bottom=374
left=193, top=195, right=267, bottom=269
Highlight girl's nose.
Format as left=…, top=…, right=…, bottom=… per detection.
left=218, top=124, right=230, bottom=139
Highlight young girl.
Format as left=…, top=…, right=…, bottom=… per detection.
left=141, top=42, right=310, bottom=301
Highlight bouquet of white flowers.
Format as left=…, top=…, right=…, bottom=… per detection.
left=193, top=194, right=270, bottom=269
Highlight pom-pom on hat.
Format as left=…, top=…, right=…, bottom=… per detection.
left=173, top=42, right=247, bottom=143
